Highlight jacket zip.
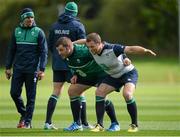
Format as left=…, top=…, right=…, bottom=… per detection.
left=24, top=29, right=28, bottom=40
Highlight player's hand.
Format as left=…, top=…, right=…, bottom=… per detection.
left=5, top=69, right=12, bottom=80
left=123, top=58, right=131, bottom=66
left=145, top=49, right=156, bottom=56
left=37, top=71, right=45, bottom=80
left=71, top=75, right=77, bottom=84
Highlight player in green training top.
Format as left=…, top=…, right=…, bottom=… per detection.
left=56, top=37, right=131, bottom=131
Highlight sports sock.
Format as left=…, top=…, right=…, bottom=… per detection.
left=126, top=98, right=138, bottom=126
left=96, top=96, right=105, bottom=127
left=105, top=100, right=118, bottom=124
left=70, top=96, right=81, bottom=125
left=45, top=94, right=59, bottom=124
left=79, top=96, right=88, bottom=126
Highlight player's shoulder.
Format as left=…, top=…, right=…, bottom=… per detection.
left=70, top=18, right=85, bottom=28
left=33, top=26, right=43, bottom=32
left=103, top=42, right=125, bottom=55
left=74, top=44, right=88, bottom=53
left=50, top=21, right=57, bottom=29
left=74, top=43, right=87, bottom=48
left=74, top=44, right=90, bottom=56
left=103, top=42, right=122, bottom=48
left=103, top=42, right=114, bottom=49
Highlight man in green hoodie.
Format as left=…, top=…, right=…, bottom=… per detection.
left=5, top=8, right=48, bottom=128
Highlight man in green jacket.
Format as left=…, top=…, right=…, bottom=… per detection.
left=5, top=8, right=48, bottom=128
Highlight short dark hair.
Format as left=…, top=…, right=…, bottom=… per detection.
left=86, top=33, right=101, bottom=44
left=56, top=37, right=72, bottom=48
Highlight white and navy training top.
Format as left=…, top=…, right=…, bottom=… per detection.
left=90, top=42, right=134, bottom=78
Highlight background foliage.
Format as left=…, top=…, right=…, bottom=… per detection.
left=0, top=1, right=179, bottom=136
left=0, top=0, right=178, bottom=65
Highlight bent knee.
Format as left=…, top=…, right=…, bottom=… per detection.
left=53, top=82, right=64, bottom=95
left=123, top=91, right=133, bottom=101
left=68, top=89, right=79, bottom=97
left=96, top=89, right=106, bottom=97
left=52, top=90, right=61, bottom=96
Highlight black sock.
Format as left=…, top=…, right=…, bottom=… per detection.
left=105, top=100, right=118, bottom=124
left=96, top=96, right=105, bottom=127
left=45, top=95, right=58, bottom=124
left=126, top=98, right=138, bottom=126
left=70, top=96, right=81, bottom=125
left=80, top=96, right=88, bottom=125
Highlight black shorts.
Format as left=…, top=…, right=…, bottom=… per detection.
left=76, top=75, right=105, bottom=87
left=101, top=69, right=138, bottom=92
left=53, top=70, right=73, bottom=83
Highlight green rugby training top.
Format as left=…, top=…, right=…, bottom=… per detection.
left=67, top=44, right=106, bottom=78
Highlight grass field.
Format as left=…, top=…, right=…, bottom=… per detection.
left=0, top=59, right=180, bottom=136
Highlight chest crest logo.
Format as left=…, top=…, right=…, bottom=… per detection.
left=31, top=31, right=35, bottom=35
left=77, top=59, right=80, bottom=63
left=106, top=53, right=110, bottom=56
left=18, top=31, right=21, bottom=34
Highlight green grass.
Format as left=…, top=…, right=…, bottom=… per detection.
left=0, top=60, right=180, bottom=136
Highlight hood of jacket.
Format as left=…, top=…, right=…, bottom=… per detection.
left=58, top=13, right=80, bottom=23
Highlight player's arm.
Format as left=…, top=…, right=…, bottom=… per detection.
left=5, top=32, right=16, bottom=69
left=72, top=39, right=86, bottom=44
left=76, top=23, right=86, bottom=39
left=37, top=30, right=48, bottom=80
left=70, top=75, right=78, bottom=84
left=70, top=70, right=80, bottom=84
left=122, top=54, right=131, bottom=66
left=48, top=28, right=54, bottom=53
left=113, top=45, right=131, bottom=66
left=124, top=46, right=156, bottom=56
left=5, top=31, right=16, bottom=80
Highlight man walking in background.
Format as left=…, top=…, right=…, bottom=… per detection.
left=5, top=8, right=48, bottom=128
left=44, top=2, right=91, bottom=130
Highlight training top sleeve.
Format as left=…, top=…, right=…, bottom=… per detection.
left=48, top=28, right=54, bottom=53
left=76, top=23, right=86, bottom=39
left=38, top=30, right=48, bottom=72
left=5, top=31, right=16, bottom=69
left=113, top=44, right=125, bottom=57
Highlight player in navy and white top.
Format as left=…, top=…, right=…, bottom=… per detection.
left=91, top=42, right=135, bottom=78
left=79, top=32, right=156, bottom=132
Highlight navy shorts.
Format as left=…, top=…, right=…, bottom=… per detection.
left=76, top=75, right=106, bottom=87
left=53, top=70, right=73, bottom=83
left=101, top=69, right=138, bottom=92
